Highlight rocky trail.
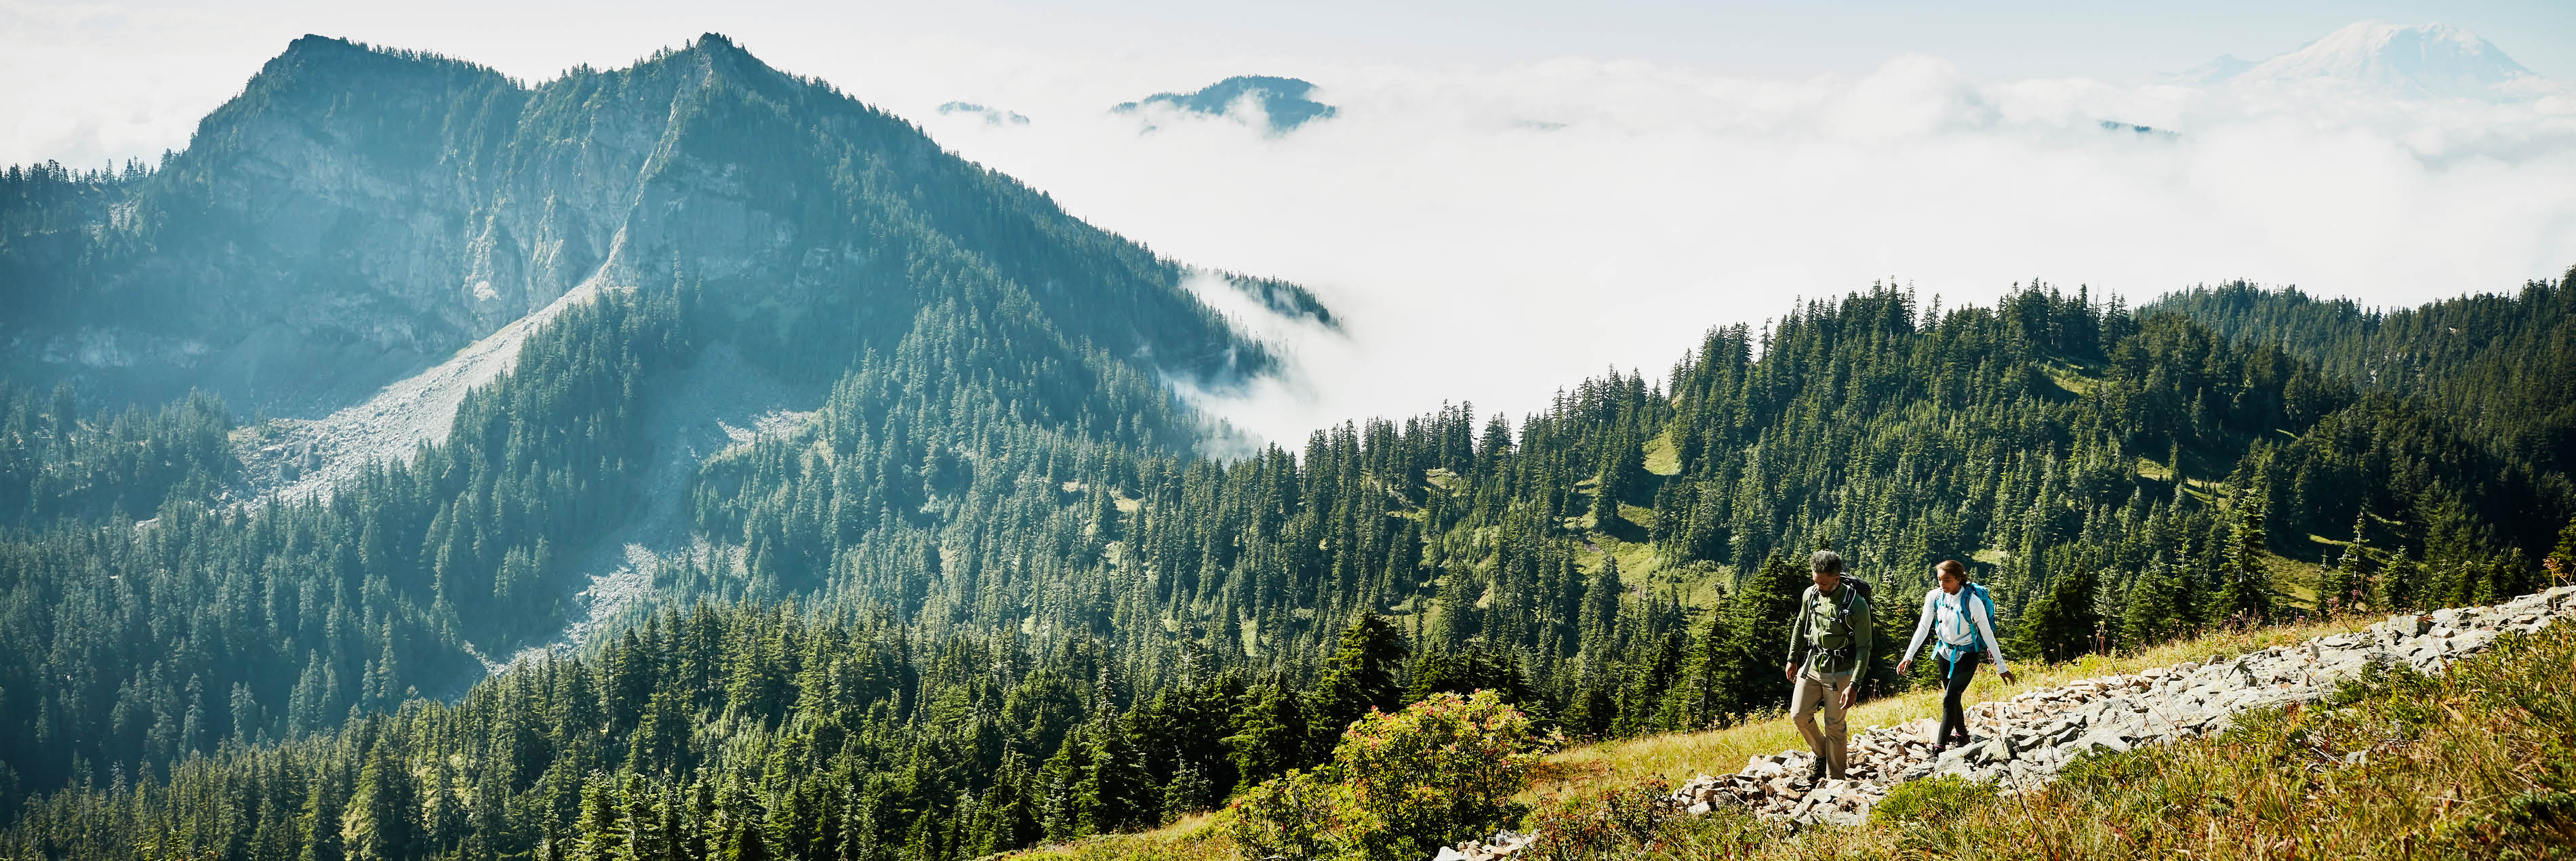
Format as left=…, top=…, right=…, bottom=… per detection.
left=1441, top=586, right=2576, bottom=860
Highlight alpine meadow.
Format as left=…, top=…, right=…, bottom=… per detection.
left=4, top=20, right=2576, bottom=861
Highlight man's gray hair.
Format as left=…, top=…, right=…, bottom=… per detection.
left=1810, top=550, right=1843, bottom=575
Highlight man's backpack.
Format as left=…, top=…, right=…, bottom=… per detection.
left=1832, top=575, right=1873, bottom=620
left=1807, top=576, right=1874, bottom=664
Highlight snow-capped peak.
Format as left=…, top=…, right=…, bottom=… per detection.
left=2219, top=21, right=2544, bottom=100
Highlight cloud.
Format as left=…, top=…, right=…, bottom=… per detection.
left=912, top=53, right=2576, bottom=445
left=7, top=9, right=2575, bottom=447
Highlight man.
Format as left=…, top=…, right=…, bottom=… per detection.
left=1784, top=550, right=1871, bottom=782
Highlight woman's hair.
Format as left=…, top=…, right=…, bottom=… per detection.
left=1935, top=559, right=1967, bottom=580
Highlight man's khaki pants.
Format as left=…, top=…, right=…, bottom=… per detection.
left=1790, top=667, right=1854, bottom=778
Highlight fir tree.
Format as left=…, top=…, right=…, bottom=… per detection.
left=2014, top=564, right=2101, bottom=663
left=2215, top=489, right=2275, bottom=625
left=1224, top=679, right=1309, bottom=787
left=340, top=742, right=420, bottom=861
left=1309, top=614, right=1408, bottom=749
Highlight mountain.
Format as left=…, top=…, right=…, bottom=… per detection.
left=0, top=33, right=1332, bottom=812
left=2189, top=21, right=2551, bottom=100
left=2166, top=53, right=2256, bottom=87
left=1113, top=75, right=1337, bottom=133
left=1, top=34, right=1297, bottom=416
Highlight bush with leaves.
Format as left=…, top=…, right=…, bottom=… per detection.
left=1518, top=778, right=1678, bottom=861
left=1227, top=690, right=1556, bottom=861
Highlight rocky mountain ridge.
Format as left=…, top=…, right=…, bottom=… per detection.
left=3, top=33, right=1306, bottom=418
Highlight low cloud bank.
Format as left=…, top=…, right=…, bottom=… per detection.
left=921, top=54, right=2576, bottom=444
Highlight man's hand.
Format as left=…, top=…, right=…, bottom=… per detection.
left=1784, top=662, right=1798, bottom=681
left=1839, top=685, right=1857, bottom=710
left=2000, top=670, right=2017, bottom=684
left=1895, top=659, right=1912, bottom=676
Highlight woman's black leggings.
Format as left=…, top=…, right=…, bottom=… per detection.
left=1935, top=651, right=1981, bottom=747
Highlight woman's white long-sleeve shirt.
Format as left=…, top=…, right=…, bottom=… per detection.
left=1899, top=587, right=2007, bottom=672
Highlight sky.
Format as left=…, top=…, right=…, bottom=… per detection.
left=4, top=0, right=2575, bottom=443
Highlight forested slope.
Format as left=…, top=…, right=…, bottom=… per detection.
left=0, top=32, right=1308, bottom=822
left=2150, top=274, right=2576, bottom=479
left=5, top=277, right=2570, bottom=860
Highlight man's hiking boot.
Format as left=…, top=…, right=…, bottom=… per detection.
left=1807, top=761, right=1827, bottom=783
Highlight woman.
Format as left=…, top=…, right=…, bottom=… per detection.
left=1895, top=559, right=2014, bottom=751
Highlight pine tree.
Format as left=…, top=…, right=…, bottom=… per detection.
left=2318, top=509, right=2374, bottom=616
left=2215, top=489, right=2274, bottom=625
left=1590, top=424, right=1647, bottom=529
left=2118, top=559, right=2180, bottom=649
left=1309, top=614, right=1407, bottom=750
left=2014, top=564, right=2100, bottom=663
left=1224, top=679, right=1308, bottom=787
left=2546, top=516, right=2576, bottom=588
left=1037, top=725, right=1093, bottom=842
left=1576, top=558, right=1624, bottom=679
left=1160, top=761, right=1211, bottom=824
left=1077, top=712, right=1155, bottom=835
left=1698, top=555, right=1805, bottom=722
left=340, top=742, right=421, bottom=861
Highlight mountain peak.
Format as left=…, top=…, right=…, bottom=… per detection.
left=2222, top=20, right=2543, bottom=99
left=1114, top=75, right=1337, bottom=133
left=9, top=31, right=1292, bottom=414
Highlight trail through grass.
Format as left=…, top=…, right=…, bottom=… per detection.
left=1005, top=614, right=2390, bottom=861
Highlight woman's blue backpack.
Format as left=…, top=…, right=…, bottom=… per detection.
left=1939, top=583, right=1997, bottom=658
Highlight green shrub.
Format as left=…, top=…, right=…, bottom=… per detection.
left=1225, top=690, right=1556, bottom=861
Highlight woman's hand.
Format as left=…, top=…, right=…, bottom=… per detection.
left=1896, top=659, right=1912, bottom=676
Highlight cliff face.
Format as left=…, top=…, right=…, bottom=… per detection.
left=3, top=34, right=1285, bottom=415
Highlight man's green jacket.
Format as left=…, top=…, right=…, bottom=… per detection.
left=1787, top=582, right=1872, bottom=677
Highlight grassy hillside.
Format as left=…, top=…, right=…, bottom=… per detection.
left=1712, top=618, right=2576, bottom=859
left=1001, top=609, right=2396, bottom=861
